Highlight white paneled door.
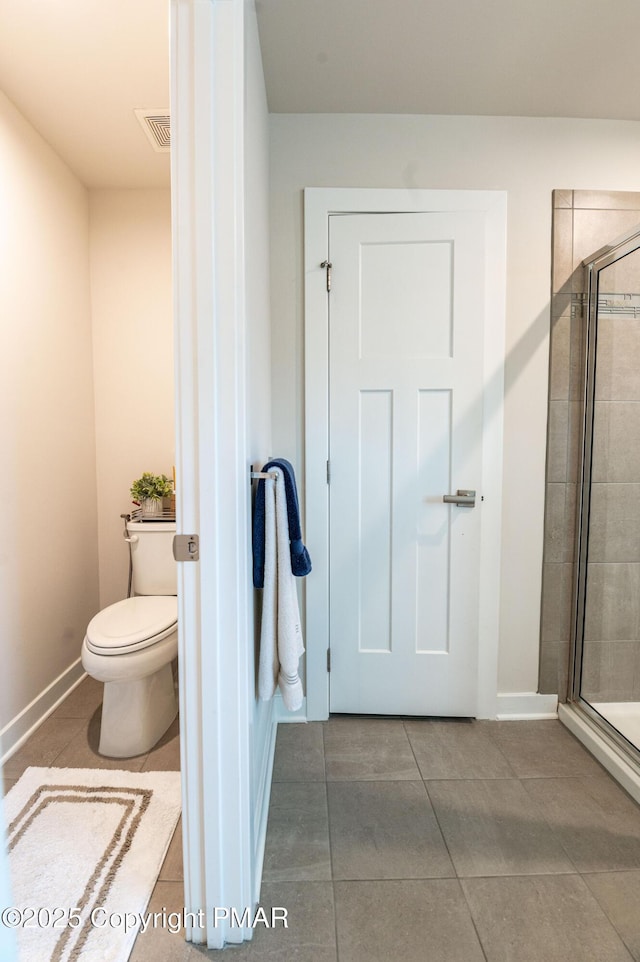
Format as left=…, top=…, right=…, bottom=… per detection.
left=328, top=211, right=486, bottom=716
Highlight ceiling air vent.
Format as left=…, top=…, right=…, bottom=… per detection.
left=134, top=108, right=170, bottom=153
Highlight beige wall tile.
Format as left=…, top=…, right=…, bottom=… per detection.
left=543, top=483, right=576, bottom=564
left=598, top=242, right=640, bottom=297
left=553, top=189, right=573, bottom=209
left=552, top=208, right=574, bottom=294
left=539, top=642, right=570, bottom=699
left=573, top=209, right=640, bottom=268
left=541, top=563, right=574, bottom=644
left=546, top=402, right=569, bottom=481
left=569, top=312, right=586, bottom=400
left=581, top=640, right=639, bottom=702
left=549, top=312, right=571, bottom=400
left=584, top=563, right=640, bottom=642
left=567, top=400, right=583, bottom=482
left=588, top=483, right=640, bottom=563
left=574, top=190, right=640, bottom=211
left=592, top=401, right=640, bottom=482
left=595, top=316, right=640, bottom=402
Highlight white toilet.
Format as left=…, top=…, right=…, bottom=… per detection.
left=81, top=517, right=178, bottom=758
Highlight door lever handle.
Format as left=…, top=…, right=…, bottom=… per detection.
left=443, top=489, right=476, bottom=508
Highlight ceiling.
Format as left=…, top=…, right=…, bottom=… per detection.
left=255, top=0, right=640, bottom=118
left=0, top=0, right=171, bottom=188
left=1, top=0, right=640, bottom=189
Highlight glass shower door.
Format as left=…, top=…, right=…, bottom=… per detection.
left=575, top=232, right=640, bottom=752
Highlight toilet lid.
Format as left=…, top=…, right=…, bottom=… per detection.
left=86, top=596, right=178, bottom=655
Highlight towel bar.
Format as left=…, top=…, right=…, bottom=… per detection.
left=250, top=470, right=278, bottom=481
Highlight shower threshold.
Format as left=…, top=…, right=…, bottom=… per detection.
left=590, top=702, right=640, bottom=749
left=559, top=702, right=640, bottom=806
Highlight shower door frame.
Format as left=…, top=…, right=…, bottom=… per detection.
left=568, top=223, right=640, bottom=765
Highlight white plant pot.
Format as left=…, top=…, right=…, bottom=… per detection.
left=141, top=498, right=162, bottom=517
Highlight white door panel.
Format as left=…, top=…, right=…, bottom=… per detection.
left=329, top=211, right=485, bottom=715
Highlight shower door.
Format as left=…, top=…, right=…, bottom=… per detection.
left=572, top=226, right=640, bottom=754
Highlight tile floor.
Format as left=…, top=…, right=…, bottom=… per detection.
left=5, top=683, right=640, bottom=960
left=1, top=676, right=184, bottom=961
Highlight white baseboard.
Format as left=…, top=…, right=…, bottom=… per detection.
left=273, top=693, right=307, bottom=723
left=0, top=659, right=86, bottom=766
left=252, top=698, right=278, bottom=905
left=495, top=692, right=559, bottom=720
left=252, top=694, right=307, bottom=903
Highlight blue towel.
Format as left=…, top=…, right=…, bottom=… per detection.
left=253, top=458, right=312, bottom=589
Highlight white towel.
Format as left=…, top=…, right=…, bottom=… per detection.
left=258, top=468, right=305, bottom=710
left=258, top=476, right=278, bottom=700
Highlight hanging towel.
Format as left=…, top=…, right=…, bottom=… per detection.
left=258, top=475, right=278, bottom=701
left=258, top=468, right=305, bottom=710
left=253, top=458, right=312, bottom=589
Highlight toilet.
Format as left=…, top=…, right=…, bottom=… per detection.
left=81, top=517, right=178, bottom=758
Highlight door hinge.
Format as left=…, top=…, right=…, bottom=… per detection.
left=327, top=648, right=331, bottom=672
left=326, top=460, right=331, bottom=484
left=320, top=260, right=332, bottom=292
left=172, top=534, right=200, bottom=562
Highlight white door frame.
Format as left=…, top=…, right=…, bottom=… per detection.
left=304, top=188, right=507, bottom=721
left=172, top=0, right=254, bottom=949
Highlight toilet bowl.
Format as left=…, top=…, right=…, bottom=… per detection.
left=82, top=595, right=178, bottom=758
left=81, top=518, right=179, bottom=758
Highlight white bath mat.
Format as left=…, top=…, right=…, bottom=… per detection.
left=3, top=766, right=181, bottom=962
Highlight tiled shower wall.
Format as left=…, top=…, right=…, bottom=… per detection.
left=539, top=189, right=640, bottom=699
left=581, top=244, right=640, bottom=703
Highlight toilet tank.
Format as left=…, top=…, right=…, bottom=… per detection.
left=127, top=519, right=177, bottom=596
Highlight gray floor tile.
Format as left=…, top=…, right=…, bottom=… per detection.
left=142, top=717, right=181, bottom=771
left=328, top=780, right=454, bottom=880
left=405, top=719, right=515, bottom=779
left=132, top=880, right=335, bottom=961
left=2, top=716, right=88, bottom=778
left=334, top=879, right=485, bottom=962
left=462, top=875, right=634, bottom=962
left=272, top=722, right=325, bottom=782
left=262, top=782, right=331, bottom=882
left=50, top=675, right=103, bottom=719
left=483, top=719, right=604, bottom=777
left=523, top=776, right=640, bottom=872
left=130, top=880, right=191, bottom=962
left=2, top=777, right=18, bottom=796
left=427, top=778, right=574, bottom=877
left=584, top=871, right=640, bottom=961
left=324, top=718, right=420, bottom=780
left=223, top=882, right=337, bottom=961
left=52, top=709, right=149, bottom=771
left=159, top=818, right=184, bottom=882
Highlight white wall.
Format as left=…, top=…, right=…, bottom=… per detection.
left=0, top=90, right=99, bottom=733
left=244, top=0, right=274, bottom=883
left=89, top=189, right=173, bottom=609
left=269, top=113, right=640, bottom=696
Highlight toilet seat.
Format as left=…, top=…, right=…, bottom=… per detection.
left=86, top=596, right=178, bottom=656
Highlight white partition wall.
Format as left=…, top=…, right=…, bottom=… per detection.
left=171, top=0, right=274, bottom=949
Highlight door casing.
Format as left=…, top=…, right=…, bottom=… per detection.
left=304, top=187, right=507, bottom=721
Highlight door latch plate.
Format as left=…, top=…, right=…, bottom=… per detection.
left=173, top=534, right=200, bottom=562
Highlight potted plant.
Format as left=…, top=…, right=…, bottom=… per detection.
left=130, top=472, right=174, bottom=517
